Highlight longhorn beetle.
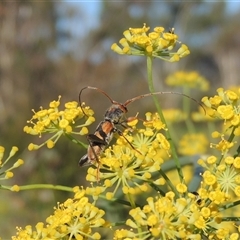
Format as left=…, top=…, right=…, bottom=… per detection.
left=78, top=86, right=205, bottom=175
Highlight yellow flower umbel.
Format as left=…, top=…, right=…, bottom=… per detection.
left=166, top=71, right=209, bottom=91
left=0, top=146, right=24, bottom=191
left=192, top=106, right=217, bottom=122
left=12, top=187, right=105, bottom=240
left=114, top=190, right=221, bottom=240
left=202, top=87, right=240, bottom=154
left=178, top=133, right=209, bottom=156
left=202, top=87, right=240, bottom=129
left=111, top=23, right=190, bottom=62
left=198, top=155, right=240, bottom=198
left=162, top=109, right=187, bottom=123
left=86, top=113, right=169, bottom=199
left=23, top=96, right=95, bottom=150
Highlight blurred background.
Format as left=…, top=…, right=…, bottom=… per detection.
left=1, top=1, right=240, bottom=238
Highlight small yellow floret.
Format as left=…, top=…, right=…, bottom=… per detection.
left=80, top=127, right=88, bottom=135
left=59, top=119, right=69, bottom=129
left=47, top=140, right=55, bottom=149
left=176, top=183, right=187, bottom=193
left=5, top=171, right=14, bottom=179
left=106, top=192, right=114, bottom=200
left=11, top=185, right=20, bottom=192
left=0, top=146, right=5, bottom=161
left=9, top=146, right=19, bottom=157
left=14, top=159, right=24, bottom=167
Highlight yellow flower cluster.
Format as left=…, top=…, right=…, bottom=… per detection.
left=114, top=189, right=240, bottom=240
left=23, top=96, right=95, bottom=150
left=202, top=87, right=240, bottom=154
left=198, top=155, right=240, bottom=198
left=111, top=23, right=190, bottom=62
left=85, top=112, right=169, bottom=199
left=11, top=104, right=240, bottom=239
left=162, top=109, right=187, bottom=123
left=192, top=106, right=217, bottom=122
left=12, top=187, right=105, bottom=240
left=165, top=71, right=209, bottom=91
left=178, top=133, right=209, bottom=156
left=211, top=133, right=235, bottom=155
left=202, top=87, right=240, bottom=128
left=8, top=21, right=240, bottom=240
left=0, top=146, right=24, bottom=190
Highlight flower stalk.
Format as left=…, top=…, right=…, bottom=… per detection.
left=147, top=55, right=185, bottom=184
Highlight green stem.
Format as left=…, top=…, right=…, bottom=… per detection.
left=146, top=56, right=184, bottom=183
left=110, top=221, right=127, bottom=227
left=65, top=133, right=88, bottom=148
left=126, top=192, right=136, bottom=208
left=97, top=194, right=140, bottom=208
left=151, top=155, right=202, bottom=193
left=1, top=184, right=73, bottom=192
left=182, top=86, right=195, bottom=133
left=167, top=123, right=179, bottom=143
left=148, top=182, right=167, bottom=196
left=215, top=127, right=236, bottom=167
left=220, top=217, right=240, bottom=222
left=126, top=192, right=143, bottom=235
left=158, top=169, right=179, bottom=197
left=219, top=199, right=240, bottom=211
left=234, top=144, right=240, bottom=158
